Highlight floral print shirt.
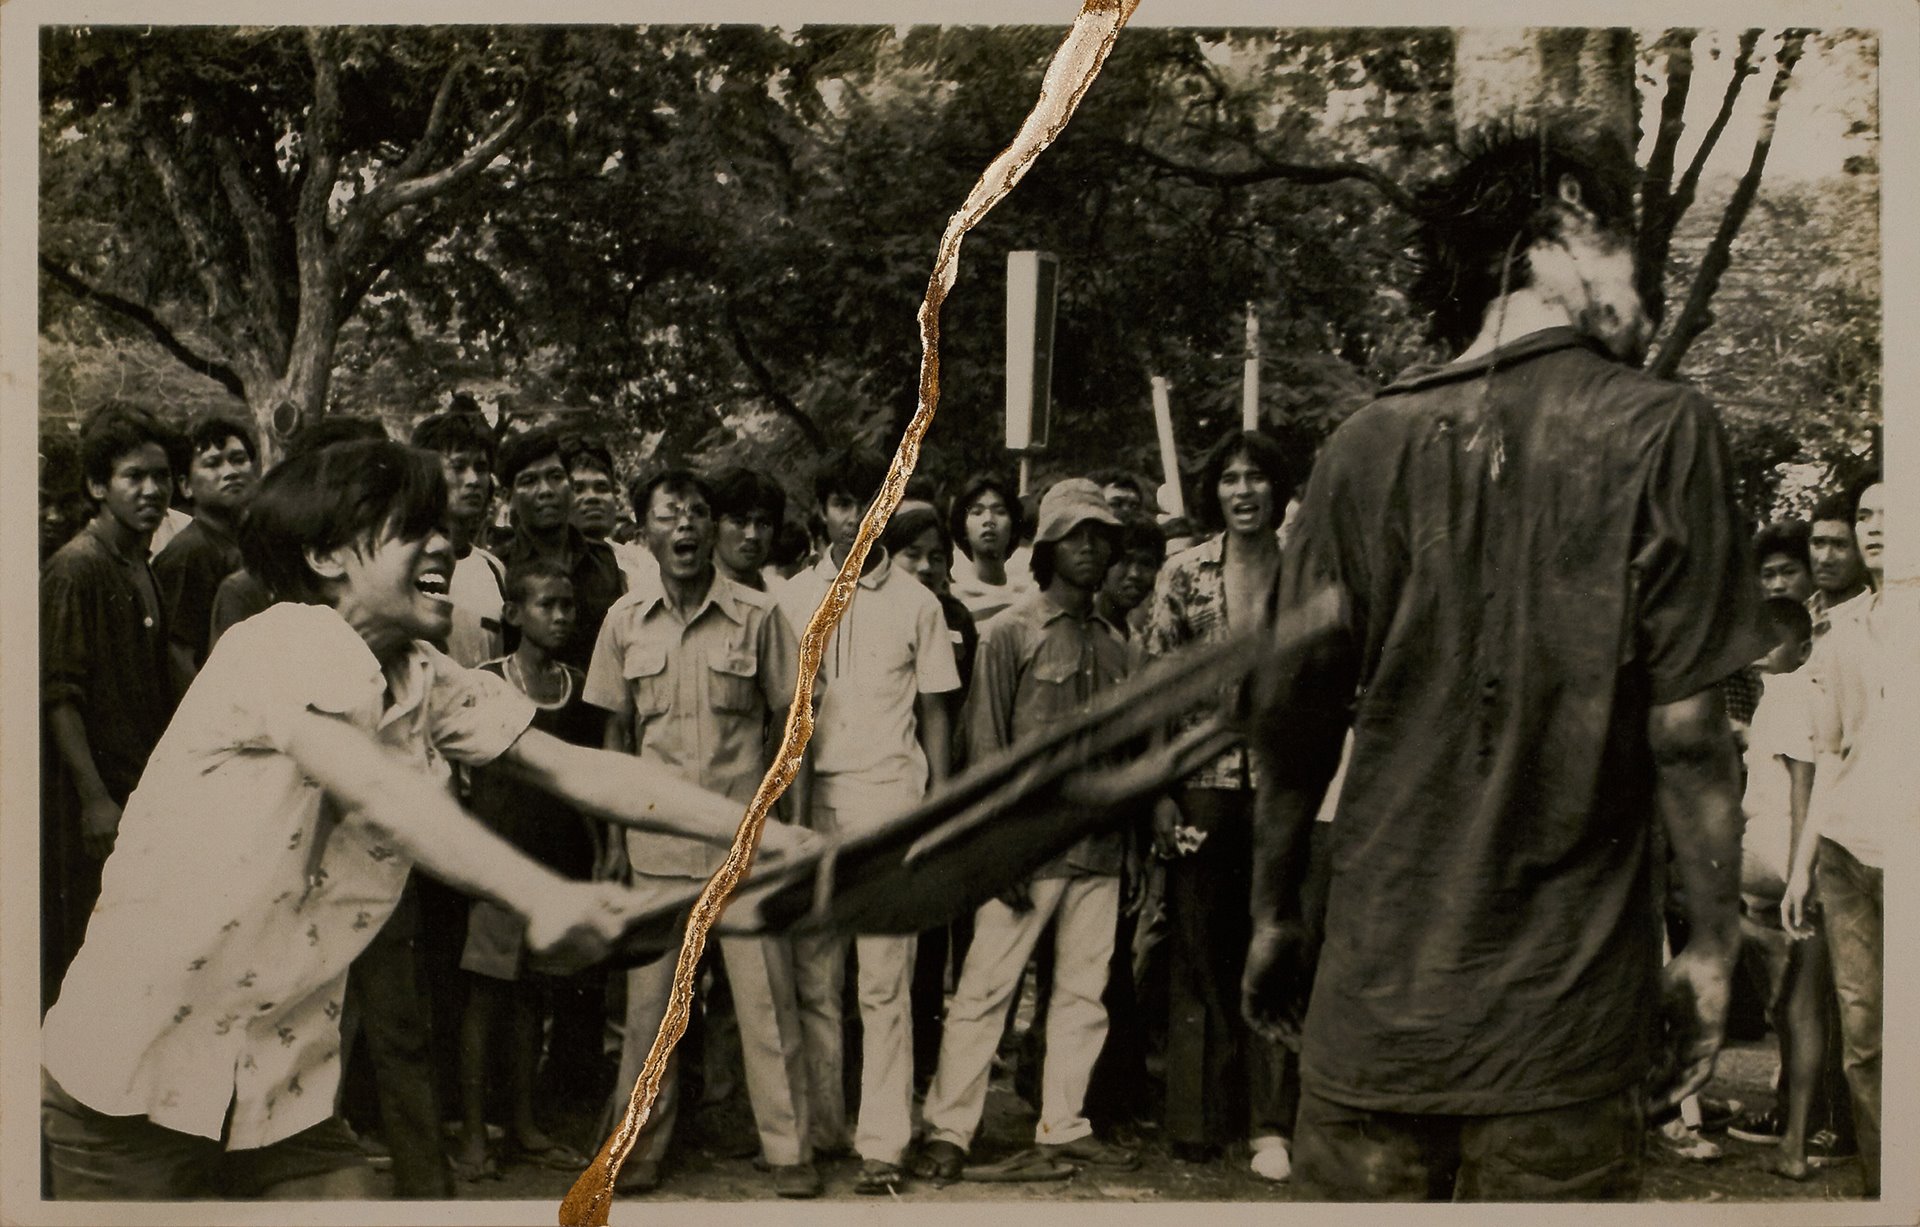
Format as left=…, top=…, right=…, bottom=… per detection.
left=1141, top=535, right=1259, bottom=791
left=43, top=601, right=533, bottom=1148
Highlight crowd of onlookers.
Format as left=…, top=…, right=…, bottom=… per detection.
left=37, top=393, right=1889, bottom=1200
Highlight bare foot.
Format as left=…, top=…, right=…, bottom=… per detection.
left=1767, top=1150, right=1811, bottom=1181
left=452, top=1134, right=495, bottom=1182
left=514, top=1124, right=558, bottom=1153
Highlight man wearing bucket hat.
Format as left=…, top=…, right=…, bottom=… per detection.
left=915, top=478, right=1140, bottom=1181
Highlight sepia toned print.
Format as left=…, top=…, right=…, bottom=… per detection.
left=4, top=3, right=1911, bottom=1224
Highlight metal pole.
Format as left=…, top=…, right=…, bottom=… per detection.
left=1242, top=302, right=1261, bottom=433
left=1151, top=376, right=1185, bottom=517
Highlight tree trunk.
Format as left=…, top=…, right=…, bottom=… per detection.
left=1451, top=28, right=1638, bottom=178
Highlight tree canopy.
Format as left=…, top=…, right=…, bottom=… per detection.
left=39, top=24, right=1879, bottom=518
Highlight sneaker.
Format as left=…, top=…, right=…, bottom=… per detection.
left=1806, top=1130, right=1858, bottom=1169
left=1727, top=1108, right=1784, bottom=1145
left=772, top=1161, right=823, bottom=1198
left=1249, top=1135, right=1291, bottom=1182
left=1697, top=1096, right=1741, bottom=1133
left=1040, top=1134, right=1139, bottom=1170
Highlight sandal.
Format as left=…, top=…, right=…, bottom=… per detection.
left=961, top=1147, right=1076, bottom=1183
left=854, top=1159, right=907, bottom=1195
left=451, top=1152, right=501, bottom=1183
left=508, top=1140, right=591, bottom=1171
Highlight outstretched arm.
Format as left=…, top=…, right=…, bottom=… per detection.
left=1646, top=687, right=1745, bottom=1114
left=280, top=708, right=635, bottom=972
left=497, top=726, right=808, bottom=861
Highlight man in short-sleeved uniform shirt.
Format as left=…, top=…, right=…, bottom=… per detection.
left=1277, top=327, right=1767, bottom=1161
left=584, top=564, right=813, bottom=1179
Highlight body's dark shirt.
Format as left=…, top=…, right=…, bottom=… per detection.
left=153, top=516, right=244, bottom=668
left=467, top=659, right=603, bottom=878
left=1278, top=328, right=1768, bottom=1114
left=41, top=523, right=177, bottom=798
left=496, top=524, right=627, bottom=672
left=936, top=590, right=980, bottom=698
left=208, top=568, right=273, bottom=651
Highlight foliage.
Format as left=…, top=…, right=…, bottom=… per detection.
left=38, top=24, right=1878, bottom=517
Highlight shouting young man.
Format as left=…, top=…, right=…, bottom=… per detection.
left=40, top=439, right=806, bottom=1201
left=587, top=469, right=816, bottom=1199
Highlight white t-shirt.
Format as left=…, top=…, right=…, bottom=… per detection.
left=949, top=546, right=1033, bottom=624
left=445, top=546, right=506, bottom=669
left=1740, top=667, right=1816, bottom=882
left=609, top=540, right=661, bottom=596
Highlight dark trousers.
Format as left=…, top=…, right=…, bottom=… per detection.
left=1816, top=838, right=1882, bottom=1197
left=1293, top=1085, right=1644, bottom=1201
left=42, top=1070, right=375, bottom=1200
left=1164, top=787, right=1297, bottom=1146
left=911, top=916, right=973, bottom=1090
left=1083, top=892, right=1150, bottom=1127
left=342, top=879, right=452, bottom=1198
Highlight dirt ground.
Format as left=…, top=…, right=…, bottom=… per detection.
left=406, top=1035, right=1869, bottom=1209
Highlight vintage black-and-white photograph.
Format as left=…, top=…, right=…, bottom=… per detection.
left=6, top=3, right=1910, bottom=1220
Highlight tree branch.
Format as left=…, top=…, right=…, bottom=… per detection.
left=296, top=28, right=345, bottom=270
left=338, top=220, right=438, bottom=322
left=380, top=104, right=529, bottom=217
left=40, top=256, right=248, bottom=399
left=393, top=59, right=467, bottom=179
left=211, top=130, right=293, bottom=368
left=1120, top=141, right=1417, bottom=213
left=1651, top=31, right=1808, bottom=379
left=1636, top=30, right=1698, bottom=327
left=1638, top=33, right=1694, bottom=246
left=724, top=306, right=827, bottom=449
left=1670, top=30, right=1762, bottom=225
left=128, top=67, right=248, bottom=343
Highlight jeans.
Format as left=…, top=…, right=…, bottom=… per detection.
left=1816, top=837, right=1882, bottom=1196
left=1292, top=1084, right=1644, bottom=1201
left=42, top=1070, right=374, bottom=1200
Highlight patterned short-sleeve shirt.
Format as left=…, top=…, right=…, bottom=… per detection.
left=42, top=601, right=535, bottom=1149
left=1141, top=535, right=1257, bottom=791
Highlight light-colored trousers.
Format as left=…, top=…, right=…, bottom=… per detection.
left=791, top=780, right=926, bottom=1164
left=794, top=930, right=919, bottom=1163
left=922, top=874, right=1120, bottom=1150
left=607, top=918, right=811, bottom=1167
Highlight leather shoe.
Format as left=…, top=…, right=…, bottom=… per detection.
left=772, top=1161, right=822, bottom=1198
left=613, top=1158, right=661, bottom=1195
left=913, top=1139, right=967, bottom=1182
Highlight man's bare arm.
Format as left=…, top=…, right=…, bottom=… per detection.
left=279, top=708, right=643, bottom=972
left=916, top=692, right=952, bottom=788
left=47, top=701, right=120, bottom=859
left=499, top=727, right=806, bottom=860
left=1782, top=757, right=1823, bottom=937
left=1647, top=687, right=1745, bottom=1113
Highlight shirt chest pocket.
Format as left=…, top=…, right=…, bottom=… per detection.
left=707, top=652, right=761, bottom=716
left=622, top=646, right=672, bottom=719
left=1025, top=648, right=1089, bottom=723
